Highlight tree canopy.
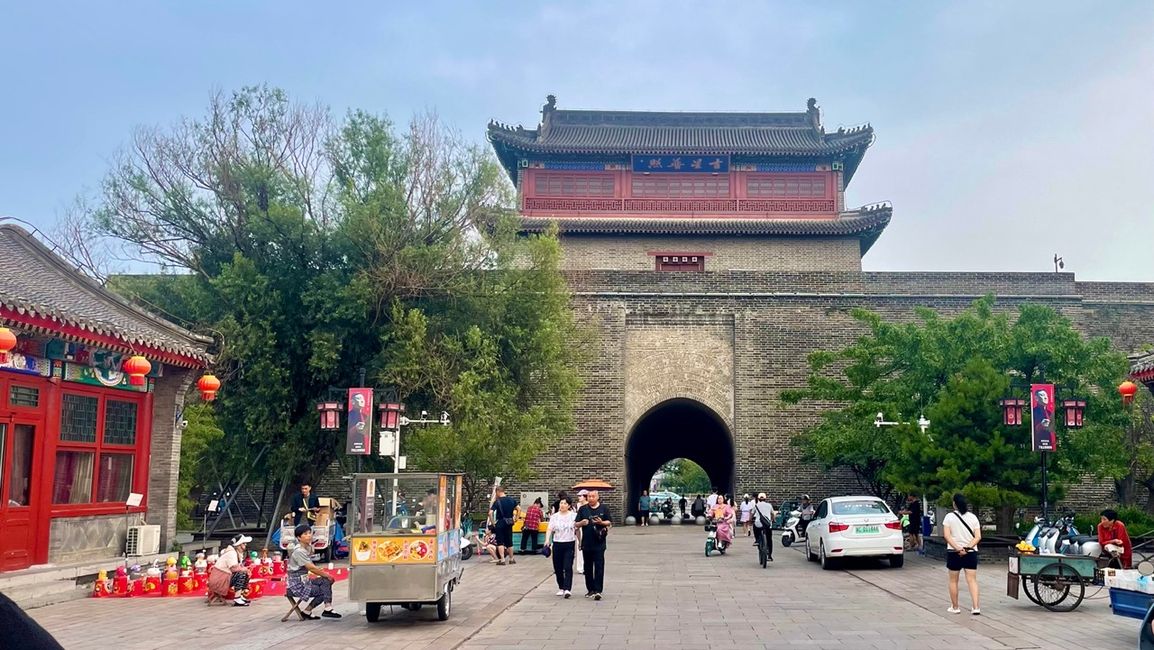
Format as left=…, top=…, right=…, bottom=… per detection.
left=782, top=297, right=1130, bottom=526
left=97, top=86, right=584, bottom=517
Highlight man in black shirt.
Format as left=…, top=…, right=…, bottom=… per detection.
left=490, top=486, right=518, bottom=565
left=575, top=489, right=612, bottom=600
left=289, top=483, right=320, bottom=527
left=900, top=494, right=924, bottom=555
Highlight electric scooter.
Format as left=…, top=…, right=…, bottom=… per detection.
left=780, top=510, right=809, bottom=547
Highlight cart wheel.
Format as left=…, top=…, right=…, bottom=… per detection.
left=1022, top=576, right=1042, bottom=605
left=1033, top=562, right=1085, bottom=612
left=437, top=589, right=451, bottom=621
left=365, top=602, right=381, bottom=623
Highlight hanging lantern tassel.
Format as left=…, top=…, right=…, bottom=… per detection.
left=197, top=374, right=221, bottom=401
left=0, top=327, right=16, bottom=364
left=123, top=355, right=152, bottom=387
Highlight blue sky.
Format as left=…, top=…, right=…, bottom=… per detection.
left=1, top=2, right=1151, bottom=279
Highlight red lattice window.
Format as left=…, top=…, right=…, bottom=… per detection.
left=655, top=254, right=705, bottom=271
left=632, top=176, right=730, bottom=197
left=746, top=175, right=827, bottom=198
left=533, top=173, right=615, bottom=197
left=53, top=389, right=146, bottom=507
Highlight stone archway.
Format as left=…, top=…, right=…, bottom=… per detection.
left=624, top=398, right=735, bottom=518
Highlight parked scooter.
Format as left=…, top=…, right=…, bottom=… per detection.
left=780, top=509, right=808, bottom=547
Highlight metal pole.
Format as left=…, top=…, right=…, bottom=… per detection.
left=1041, top=450, right=1049, bottom=523
left=392, top=426, right=401, bottom=518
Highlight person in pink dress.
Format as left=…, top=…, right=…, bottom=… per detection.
left=711, top=495, right=736, bottom=547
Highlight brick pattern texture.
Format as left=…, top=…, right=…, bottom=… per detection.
left=557, top=235, right=862, bottom=272
left=520, top=239, right=1154, bottom=519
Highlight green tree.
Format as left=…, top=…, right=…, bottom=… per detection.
left=174, top=403, right=224, bottom=530
left=783, top=297, right=1130, bottom=530
left=661, top=459, right=712, bottom=495
left=91, top=87, right=582, bottom=521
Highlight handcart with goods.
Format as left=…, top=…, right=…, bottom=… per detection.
left=1006, top=551, right=1104, bottom=612
left=278, top=497, right=341, bottom=562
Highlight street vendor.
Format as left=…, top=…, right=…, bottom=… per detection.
left=208, top=534, right=254, bottom=606
left=290, top=483, right=321, bottom=526
left=288, top=524, right=342, bottom=619
left=1098, top=508, right=1133, bottom=569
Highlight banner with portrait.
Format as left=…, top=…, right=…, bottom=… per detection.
left=346, top=387, right=374, bottom=455
left=1030, top=383, right=1056, bottom=452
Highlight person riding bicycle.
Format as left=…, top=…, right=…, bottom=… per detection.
left=752, top=493, right=776, bottom=563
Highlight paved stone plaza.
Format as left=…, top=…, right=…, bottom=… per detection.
left=30, top=526, right=1137, bottom=649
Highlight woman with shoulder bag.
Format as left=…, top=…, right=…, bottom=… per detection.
left=942, top=493, right=982, bottom=615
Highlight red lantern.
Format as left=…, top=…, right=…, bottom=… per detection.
left=0, top=327, right=16, bottom=364
left=122, top=355, right=152, bottom=386
left=378, top=402, right=405, bottom=430
left=1061, top=399, right=1086, bottom=428
left=999, top=398, right=1026, bottom=426
left=317, top=402, right=343, bottom=430
left=197, top=374, right=221, bottom=401
left=1120, top=380, right=1139, bottom=405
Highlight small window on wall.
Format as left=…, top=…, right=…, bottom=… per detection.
left=655, top=255, right=704, bottom=271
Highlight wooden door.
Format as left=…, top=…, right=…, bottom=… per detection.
left=0, top=419, right=38, bottom=570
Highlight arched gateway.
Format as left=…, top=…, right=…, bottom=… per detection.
left=626, top=399, right=734, bottom=518
left=487, top=97, right=1154, bottom=517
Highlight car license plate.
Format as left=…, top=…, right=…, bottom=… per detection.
left=855, top=525, right=879, bottom=534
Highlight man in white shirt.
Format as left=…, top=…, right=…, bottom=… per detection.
left=751, top=493, right=776, bottom=561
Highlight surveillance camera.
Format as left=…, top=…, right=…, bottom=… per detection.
left=875, top=412, right=884, bottom=422
left=180, top=420, right=189, bottom=429
left=421, top=410, right=429, bottom=418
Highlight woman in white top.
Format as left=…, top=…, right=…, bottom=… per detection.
left=545, top=496, right=578, bottom=598
left=942, top=493, right=982, bottom=615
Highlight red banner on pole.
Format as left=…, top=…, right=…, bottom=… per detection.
left=1031, top=383, right=1056, bottom=452
left=346, top=387, right=373, bottom=455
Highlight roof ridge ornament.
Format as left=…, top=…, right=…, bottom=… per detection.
left=539, top=94, right=557, bottom=143
left=807, top=97, right=822, bottom=133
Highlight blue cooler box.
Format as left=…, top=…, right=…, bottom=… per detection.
left=1109, top=588, right=1154, bottom=619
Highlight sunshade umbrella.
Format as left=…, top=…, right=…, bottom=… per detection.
left=572, top=479, right=614, bottom=492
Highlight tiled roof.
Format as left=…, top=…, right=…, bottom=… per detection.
left=0, top=224, right=211, bottom=366
left=518, top=204, right=892, bottom=253
left=488, top=98, right=874, bottom=183
left=1133, top=351, right=1154, bottom=383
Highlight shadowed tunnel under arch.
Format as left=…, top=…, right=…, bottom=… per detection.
left=625, top=399, right=734, bottom=518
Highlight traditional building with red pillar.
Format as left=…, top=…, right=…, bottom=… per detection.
left=0, top=224, right=211, bottom=572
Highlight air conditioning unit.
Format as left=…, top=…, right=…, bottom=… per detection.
left=126, top=525, right=161, bottom=556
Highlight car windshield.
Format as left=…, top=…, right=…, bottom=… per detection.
left=831, top=500, right=890, bottom=516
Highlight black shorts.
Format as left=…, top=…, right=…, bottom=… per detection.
left=946, top=551, right=979, bottom=571
left=904, top=524, right=921, bottom=535
left=494, top=525, right=513, bottom=548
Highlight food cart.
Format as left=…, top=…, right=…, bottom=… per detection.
left=347, top=472, right=464, bottom=623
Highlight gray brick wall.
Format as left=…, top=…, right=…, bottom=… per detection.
left=556, top=235, right=862, bottom=272
left=513, top=244, right=1154, bottom=519
left=146, top=367, right=195, bottom=552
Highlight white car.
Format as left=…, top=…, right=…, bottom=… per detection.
left=804, top=496, right=904, bottom=570
left=648, top=491, right=681, bottom=507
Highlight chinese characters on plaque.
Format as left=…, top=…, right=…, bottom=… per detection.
left=631, top=155, right=730, bottom=173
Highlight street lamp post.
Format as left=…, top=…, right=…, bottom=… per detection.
left=998, top=382, right=1087, bottom=523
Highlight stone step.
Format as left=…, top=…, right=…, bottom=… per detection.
left=4, top=578, right=91, bottom=610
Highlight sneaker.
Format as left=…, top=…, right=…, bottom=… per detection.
left=232, top=599, right=250, bottom=607
left=584, top=592, right=593, bottom=599
left=321, top=610, right=342, bottom=619
left=563, top=591, right=572, bottom=599
left=509, top=557, right=516, bottom=565
left=947, top=607, right=961, bottom=614
left=593, top=593, right=603, bottom=601
left=556, top=589, right=565, bottom=596
left=971, top=608, right=981, bottom=616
